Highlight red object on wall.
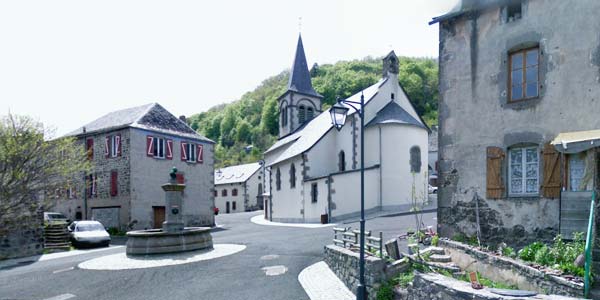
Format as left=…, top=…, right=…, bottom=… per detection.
left=110, top=171, right=118, bottom=196
left=166, top=139, right=173, bottom=160
left=176, top=173, right=185, bottom=184
left=197, top=144, right=203, bottom=163
left=146, top=136, right=154, bottom=157
left=86, top=138, right=94, bottom=160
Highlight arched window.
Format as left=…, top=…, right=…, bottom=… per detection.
left=281, top=107, right=287, bottom=126
left=290, top=163, right=296, bottom=188
left=276, top=168, right=281, bottom=191
left=307, top=107, right=314, bottom=120
left=410, top=146, right=421, bottom=173
left=338, top=150, right=346, bottom=172
left=222, top=189, right=228, bottom=197
left=257, top=183, right=263, bottom=196
left=298, top=105, right=306, bottom=124
left=232, top=188, right=238, bottom=196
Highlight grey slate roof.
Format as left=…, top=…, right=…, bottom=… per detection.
left=285, top=34, right=322, bottom=98
left=265, top=78, right=386, bottom=167
left=366, top=101, right=427, bottom=129
left=214, top=162, right=261, bottom=185
left=64, top=103, right=213, bottom=143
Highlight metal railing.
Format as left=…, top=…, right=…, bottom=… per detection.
left=584, top=190, right=596, bottom=298
left=333, top=227, right=383, bottom=257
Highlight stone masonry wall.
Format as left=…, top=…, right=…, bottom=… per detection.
left=0, top=207, right=44, bottom=260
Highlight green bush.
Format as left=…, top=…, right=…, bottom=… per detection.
left=502, top=246, right=516, bottom=258
left=518, top=241, right=544, bottom=261
left=517, top=233, right=585, bottom=277
left=431, top=235, right=439, bottom=246
left=376, top=281, right=394, bottom=300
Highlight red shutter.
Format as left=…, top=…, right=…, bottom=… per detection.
left=166, top=139, right=173, bottom=160
left=181, top=142, right=188, bottom=161
left=116, top=134, right=122, bottom=156
left=86, top=138, right=94, bottom=160
left=146, top=136, right=154, bottom=157
left=176, top=173, right=184, bottom=184
left=197, top=144, right=203, bottom=163
left=110, top=171, right=118, bottom=197
left=105, top=136, right=111, bottom=158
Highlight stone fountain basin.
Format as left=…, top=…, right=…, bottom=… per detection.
left=126, top=227, right=213, bottom=255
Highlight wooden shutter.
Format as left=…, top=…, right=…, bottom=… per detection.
left=146, top=136, right=154, bottom=157
left=486, top=147, right=505, bottom=199
left=116, top=134, right=122, bottom=157
left=197, top=144, right=204, bottom=163
left=181, top=142, right=188, bottom=161
left=86, top=138, right=94, bottom=160
left=110, top=171, right=118, bottom=197
left=542, top=143, right=561, bottom=198
left=166, top=139, right=173, bottom=160
left=105, top=136, right=111, bottom=158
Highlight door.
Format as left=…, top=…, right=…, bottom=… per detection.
left=226, top=202, right=230, bottom=214
left=153, top=206, right=165, bottom=229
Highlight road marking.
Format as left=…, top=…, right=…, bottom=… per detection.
left=53, top=267, right=75, bottom=274
left=262, top=265, right=287, bottom=276
left=43, top=293, right=76, bottom=300
left=260, top=254, right=279, bottom=260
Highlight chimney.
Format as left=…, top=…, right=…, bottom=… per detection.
left=179, top=115, right=186, bottom=123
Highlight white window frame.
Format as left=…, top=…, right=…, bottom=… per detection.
left=153, top=137, right=166, bottom=159
left=186, top=143, right=197, bottom=163
left=508, top=146, right=539, bottom=196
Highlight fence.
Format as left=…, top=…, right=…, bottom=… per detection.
left=333, top=227, right=383, bottom=257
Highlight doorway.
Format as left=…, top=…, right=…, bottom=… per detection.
left=226, top=202, right=230, bottom=214
left=264, top=199, right=269, bottom=219
left=153, top=206, right=165, bottom=229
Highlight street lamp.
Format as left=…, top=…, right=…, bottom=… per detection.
left=329, top=93, right=367, bottom=300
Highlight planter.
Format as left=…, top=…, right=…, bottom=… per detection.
left=320, top=214, right=328, bottom=224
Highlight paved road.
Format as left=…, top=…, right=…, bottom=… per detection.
left=0, top=210, right=436, bottom=300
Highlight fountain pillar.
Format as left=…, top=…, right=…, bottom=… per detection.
left=162, top=169, right=185, bottom=232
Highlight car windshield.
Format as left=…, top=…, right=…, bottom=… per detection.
left=76, top=223, right=104, bottom=232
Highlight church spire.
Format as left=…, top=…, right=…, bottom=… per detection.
left=287, top=34, right=321, bottom=97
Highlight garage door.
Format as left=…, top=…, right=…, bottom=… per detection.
left=91, top=207, right=120, bottom=229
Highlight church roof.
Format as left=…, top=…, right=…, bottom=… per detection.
left=64, top=103, right=213, bottom=143
left=214, top=162, right=261, bottom=185
left=265, top=78, right=387, bottom=166
left=366, top=101, right=427, bottom=129
left=285, top=34, right=322, bottom=98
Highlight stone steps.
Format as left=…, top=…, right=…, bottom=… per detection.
left=429, top=254, right=452, bottom=263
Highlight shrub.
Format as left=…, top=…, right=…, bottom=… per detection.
left=431, top=235, right=439, bottom=246
left=518, top=242, right=544, bottom=261
left=502, top=246, right=516, bottom=258
left=376, top=281, right=394, bottom=300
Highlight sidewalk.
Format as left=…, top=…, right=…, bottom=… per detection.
left=250, top=214, right=337, bottom=229
left=298, top=261, right=354, bottom=300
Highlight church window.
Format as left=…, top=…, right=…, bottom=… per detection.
left=311, top=183, right=318, bottom=203
left=281, top=107, right=287, bottom=127
left=298, top=105, right=306, bottom=124
left=338, top=151, right=346, bottom=172
left=290, top=163, right=296, bottom=188
left=307, top=107, right=314, bottom=120
left=276, top=168, right=281, bottom=191
left=410, top=146, right=421, bottom=173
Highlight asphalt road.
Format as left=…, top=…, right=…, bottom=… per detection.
left=0, top=210, right=436, bottom=300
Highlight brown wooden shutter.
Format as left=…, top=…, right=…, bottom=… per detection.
left=110, top=171, right=118, bottom=197
left=486, top=147, right=505, bottom=199
left=541, top=143, right=561, bottom=198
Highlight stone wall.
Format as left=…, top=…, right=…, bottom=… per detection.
left=324, top=244, right=408, bottom=300
left=439, top=240, right=583, bottom=298
left=0, top=207, right=43, bottom=260
left=404, top=273, right=582, bottom=300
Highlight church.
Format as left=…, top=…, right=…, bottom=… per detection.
left=263, top=35, right=429, bottom=223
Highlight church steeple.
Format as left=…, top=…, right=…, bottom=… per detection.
left=278, top=34, right=323, bottom=138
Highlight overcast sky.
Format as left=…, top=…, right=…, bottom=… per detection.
left=0, top=0, right=457, bottom=136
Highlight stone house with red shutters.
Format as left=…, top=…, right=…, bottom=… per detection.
left=50, top=103, right=215, bottom=230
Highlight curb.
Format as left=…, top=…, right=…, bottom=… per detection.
left=298, top=261, right=354, bottom=300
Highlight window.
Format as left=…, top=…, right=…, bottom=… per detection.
left=311, top=183, right=318, bottom=203
left=298, top=105, right=306, bottom=124
left=232, top=201, right=237, bottom=210
left=105, top=135, right=121, bottom=158
left=86, top=138, right=94, bottom=160
left=213, top=190, right=218, bottom=197
left=307, top=107, right=314, bottom=120
left=110, top=171, right=118, bottom=197
left=410, top=146, right=422, bottom=173
left=232, top=188, right=238, bottom=196
left=146, top=136, right=168, bottom=159
left=338, top=151, right=346, bottom=172
left=290, top=164, right=296, bottom=188
left=281, top=107, right=287, bottom=126
left=509, top=47, right=539, bottom=101
left=276, top=168, right=281, bottom=191
left=569, top=154, right=586, bottom=191
left=258, top=183, right=263, bottom=196
left=509, top=146, right=539, bottom=195
left=506, top=0, right=522, bottom=22
left=222, top=189, right=227, bottom=197
left=181, top=142, right=203, bottom=163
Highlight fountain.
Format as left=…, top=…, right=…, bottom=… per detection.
left=126, top=168, right=213, bottom=255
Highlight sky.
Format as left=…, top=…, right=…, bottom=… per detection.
left=0, top=0, right=458, bottom=136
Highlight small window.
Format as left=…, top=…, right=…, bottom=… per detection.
left=338, top=151, right=346, bottom=172
left=410, top=146, right=422, bottom=173
left=276, top=168, right=281, bottom=191
left=311, top=183, right=318, bottom=203
left=506, top=0, right=522, bottom=22
left=281, top=106, right=287, bottom=127
left=508, top=146, right=539, bottom=195
left=153, top=137, right=166, bottom=158
left=569, top=154, right=586, bottom=191
left=185, top=143, right=197, bottom=162
left=232, top=188, right=238, bottom=196
left=232, top=201, right=237, bottom=210
left=306, top=107, right=314, bottom=120
left=298, top=106, right=306, bottom=124
left=290, top=164, right=296, bottom=188
left=509, top=47, right=539, bottom=102
left=258, top=183, right=263, bottom=196
left=222, top=189, right=228, bottom=197
left=213, top=190, right=217, bottom=197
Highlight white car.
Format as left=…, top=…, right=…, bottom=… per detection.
left=428, top=184, right=438, bottom=194
left=68, top=221, right=111, bottom=248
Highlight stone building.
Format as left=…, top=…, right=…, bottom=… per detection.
left=214, top=162, right=263, bottom=214
left=51, top=103, right=215, bottom=230
left=263, top=35, right=429, bottom=223
left=431, top=0, right=600, bottom=245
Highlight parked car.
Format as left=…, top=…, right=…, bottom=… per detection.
left=68, top=220, right=111, bottom=248
left=428, top=184, right=438, bottom=194
left=44, top=212, right=69, bottom=225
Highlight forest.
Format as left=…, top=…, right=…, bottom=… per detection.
left=187, top=56, right=438, bottom=167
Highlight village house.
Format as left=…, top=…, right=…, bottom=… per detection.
left=263, top=35, right=429, bottom=223
left=214, top=162, right=264, bottom=214
left=51, top=103, right=215, bottom=230
left=432, top=0, right=600, bottom=245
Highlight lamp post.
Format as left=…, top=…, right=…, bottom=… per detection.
left=330, top=93, right=367, bottom=300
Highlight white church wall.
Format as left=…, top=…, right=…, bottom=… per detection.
left=270, top=157, right=304, bottom=222
left=301, top=177, right=330, bottom=223
left=305, top=129, right=337, bottom=178
left=330, top=167, right=380, bottom=221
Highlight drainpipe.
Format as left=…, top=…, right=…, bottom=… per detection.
left=378, top=126, right=383, bottom=209
left=327, top=175, right=332, bottom=222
